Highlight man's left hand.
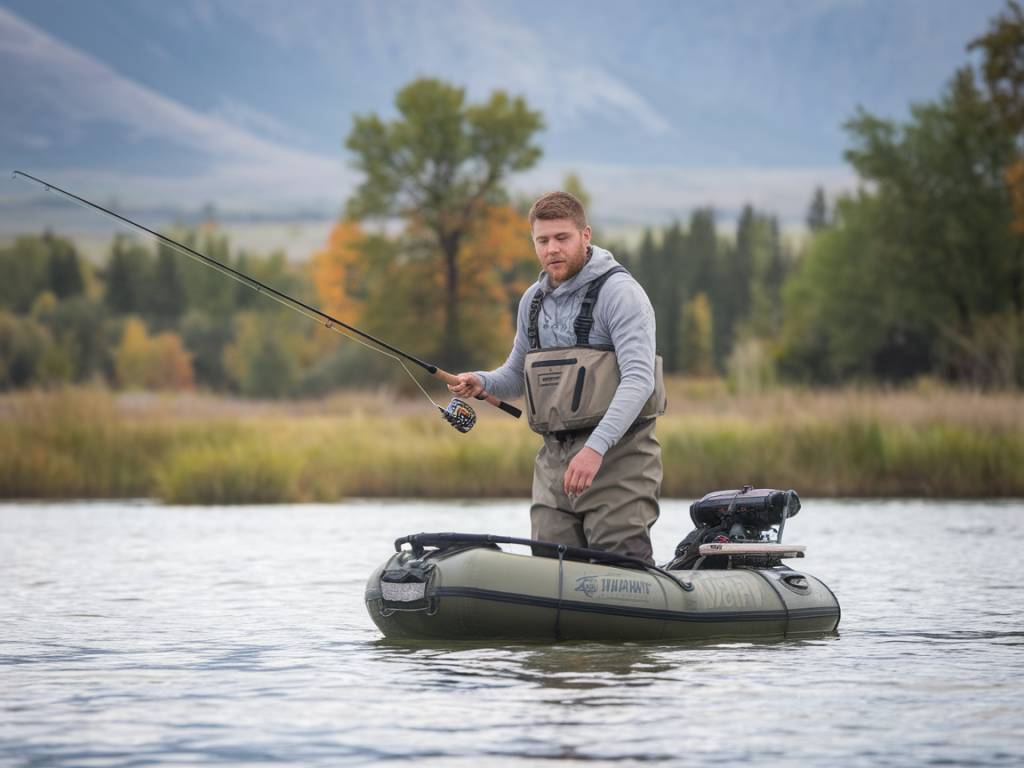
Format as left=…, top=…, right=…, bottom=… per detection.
left=563, top=447, right=603, bottom=497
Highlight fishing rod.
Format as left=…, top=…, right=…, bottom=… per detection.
left=12, top=170, right=521, bottom=432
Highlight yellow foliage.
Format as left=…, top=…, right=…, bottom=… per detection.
left=222, top=312, right=300, bottom=397
left=310, top=205, right=538, bottom=371
left=1006, top=159, right=1024, bottom=234
left=311, top=219, right=367, bottom=326
left=116, top=318, right=150, bottom=388
left=457, top=204, right=539, bottom=364
left=151, top=333, right=194, bottom=390
left=469, top=204, right=533, bottom=272
left=116, top=318, right=194, bottom=390
left=680, top=293, right=715, bottom=377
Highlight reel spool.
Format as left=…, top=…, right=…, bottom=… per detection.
left=441, top=398, right=477, bottom=433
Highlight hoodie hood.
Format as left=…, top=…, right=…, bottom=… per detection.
left=537, top=245, right=619, bottom=297
left=528, top=244, right=628, bottom=350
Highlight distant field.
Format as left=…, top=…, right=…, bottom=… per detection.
left=2, top=382, right=1022, bottom=503
left=0, top=218, right=336, bottom=264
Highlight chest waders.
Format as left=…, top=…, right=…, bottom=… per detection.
left=523, top=266, right=667, bottom=435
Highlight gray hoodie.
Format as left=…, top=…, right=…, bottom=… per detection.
left=476, top=245, right=657, bottom=455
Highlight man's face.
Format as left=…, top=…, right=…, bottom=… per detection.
left=532, top=218, right=591, bottom=287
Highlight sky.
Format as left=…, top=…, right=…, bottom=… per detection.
left=0, top=0, right=1009, bottom=246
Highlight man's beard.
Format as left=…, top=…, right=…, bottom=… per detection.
left=545, top=240, right=590, bottom=285
left=565, top=240, right=590, bottom=278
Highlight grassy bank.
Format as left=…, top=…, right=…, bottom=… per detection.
left=2, top=383, right=1022, bottom=503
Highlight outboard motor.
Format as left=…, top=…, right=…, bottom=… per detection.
left=668, top=486, right=800, bottom=569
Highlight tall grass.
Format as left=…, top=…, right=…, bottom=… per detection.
left=1, top=384, right=1022, bottom=503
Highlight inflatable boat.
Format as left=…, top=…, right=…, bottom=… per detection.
left=365, top=488, right=840, bottom=641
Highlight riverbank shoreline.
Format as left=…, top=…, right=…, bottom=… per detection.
left=3, top=384, right=1022, bottom=503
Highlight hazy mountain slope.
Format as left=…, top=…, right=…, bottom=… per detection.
left=0, top=0, right=1005, bottom=232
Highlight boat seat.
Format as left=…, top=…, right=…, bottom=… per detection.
left=697, top=542, right=806, bottom=558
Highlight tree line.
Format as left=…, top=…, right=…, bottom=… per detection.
left=622, top=1, right=1024, bottom=389
left=0, top=229, right=317, bottom=396
left=2, top=1, right=1023, bottom=394
left=774, top=1, right=1024, bottom=388
left=614, top=205, right=792, bottom=385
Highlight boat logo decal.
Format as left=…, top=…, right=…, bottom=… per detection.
left=575, top=576, right=600, bottom=597
left=574, top=575, right=652, bottom=602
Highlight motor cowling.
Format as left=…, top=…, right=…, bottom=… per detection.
left=668, top=487, right=801, bottom=570
left=689, top=486, right=800, bottom=531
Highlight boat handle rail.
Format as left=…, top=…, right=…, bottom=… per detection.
left=393, top=532, right=693, bottom=589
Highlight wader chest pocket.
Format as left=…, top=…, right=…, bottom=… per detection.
left=524, top=347, right=620, bottom=433
left=532, top=357, right=576, bottom=390
left=523, top=347, right=667, bottom=435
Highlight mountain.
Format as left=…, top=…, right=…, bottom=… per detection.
left=0, top=0, right=1007, bottom=242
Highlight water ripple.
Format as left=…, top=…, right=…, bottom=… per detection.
left=1, top=499, right=1023, bottom=766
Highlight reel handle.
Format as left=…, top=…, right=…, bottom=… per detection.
left=434, top=369, right=522, bottom=419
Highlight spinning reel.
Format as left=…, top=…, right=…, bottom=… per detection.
left=440, top=398, right=477, bottom=433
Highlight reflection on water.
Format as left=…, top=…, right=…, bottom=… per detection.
left=371, top=639, right=685, bottom=694
left=1, top=499, right=1022, bottom=766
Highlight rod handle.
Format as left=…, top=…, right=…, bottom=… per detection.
left=434, top=369, right=522, bottom=419
left=493, top=399, right=523, bottom=419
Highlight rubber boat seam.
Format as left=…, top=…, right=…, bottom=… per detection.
left=752, top=569, right=791, bottom=636
left=651, top=567, right=671, bottom=640
left=430, top=586, right=837, bottom=623
left=817, top=573, right=842, bottom=629
left=555, top=545, right=566, bottom=640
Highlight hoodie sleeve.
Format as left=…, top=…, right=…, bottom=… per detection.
left=472, top=286, right=535, bottom=401
left=584, top=275, right=657, bottom=456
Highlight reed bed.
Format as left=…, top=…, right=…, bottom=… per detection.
left=1, top=384, right=1022, bottom=503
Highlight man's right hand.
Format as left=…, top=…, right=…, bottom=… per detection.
left=448, top=372, right=485, bottom=399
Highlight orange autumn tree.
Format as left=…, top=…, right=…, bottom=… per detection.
left=306, top=203, right=536, bottom=388
left=345, top=78, right=543, bottom=370
left=971, top=1, right=1024, bottom=232
left=446, top=203, right=537, bottom=367
left=470, top=203, right=540, bottom=336
left=307, top=218, right=373, bottom=368
left=315, top=203, right=536, bottom=379
left=311, top=219, right=368, bottom=325
left=115, top=317, right=194, bottom=390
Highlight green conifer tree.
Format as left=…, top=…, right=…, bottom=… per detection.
left=147, top=243, right=186, bottom=330
left=710, top=206, right=756, bottom=368
left=687, top=208, right=717, bottom=297
left=678, top=293, right=714, bottom=376
left=104, top=235, right=151, bottom=315
left=806, top=187, right=829, bottom=232
left=44, top=232, right=84, bottom=299
left=658, top=222, right=686, bottom=371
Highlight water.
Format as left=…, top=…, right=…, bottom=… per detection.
left=2, top=499, right=1022, bottom=767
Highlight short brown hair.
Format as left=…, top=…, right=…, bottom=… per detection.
left=528, top=191, right=588, bottom=230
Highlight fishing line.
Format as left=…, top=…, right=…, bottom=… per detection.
left=12, top=170, right=517, bottom=430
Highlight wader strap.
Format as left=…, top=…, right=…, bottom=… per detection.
left=573, top=266, right=628, bottom=345
left=527, top=288, right=544, bottom=351
left=526, top=266, right=630, bottom=351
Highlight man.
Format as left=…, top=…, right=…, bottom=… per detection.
left=449, top=191, right=665, bottom=564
